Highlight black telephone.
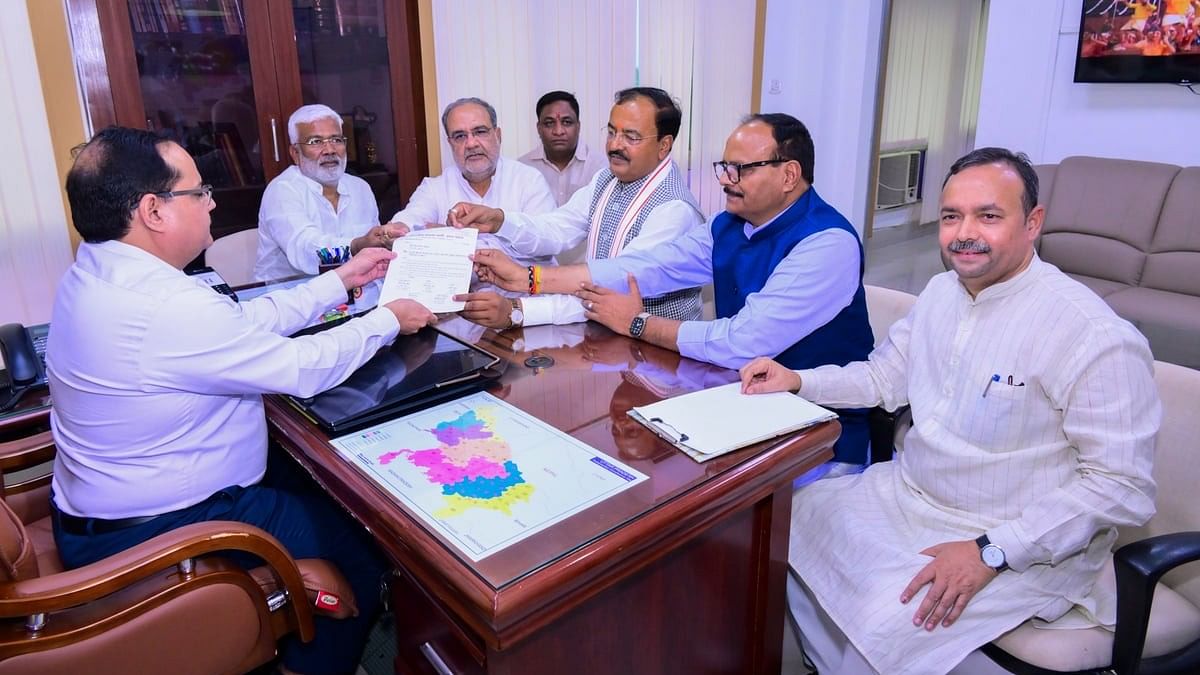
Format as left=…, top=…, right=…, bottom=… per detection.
left=0, top=323, right=48, bottom=412
left=187, top=266, right=239, bottom=302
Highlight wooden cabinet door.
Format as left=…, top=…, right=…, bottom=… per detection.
left=67, top=0, right=426, bottom=239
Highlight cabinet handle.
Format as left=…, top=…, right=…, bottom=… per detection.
left=419, top=641, right=455, bottom=675
left=270, top=117, right=280, bottom=163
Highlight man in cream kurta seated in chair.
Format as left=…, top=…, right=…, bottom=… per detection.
left=739, top=147, right=1160, bottom=675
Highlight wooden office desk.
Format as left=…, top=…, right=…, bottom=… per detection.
left=266, top=319, right=837, bottom=675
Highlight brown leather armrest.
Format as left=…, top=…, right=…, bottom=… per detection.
left=0, top=520, right=314, bottom=640
left=0, top=430, right=54, bottom=472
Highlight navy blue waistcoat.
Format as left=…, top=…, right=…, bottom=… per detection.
left=711, top=188, right=874, bottom=463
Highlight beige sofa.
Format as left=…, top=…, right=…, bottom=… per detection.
left=1035, top=156, right=1200, bottom=368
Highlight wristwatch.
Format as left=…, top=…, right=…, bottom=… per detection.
left=976, top=534, right=1009, bottom=572
left=629, top=312, right=651, bottom=338
left=507, top=299, right=524, bottom=329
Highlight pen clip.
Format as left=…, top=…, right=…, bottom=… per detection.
left=649, top=417, right=689, bottom=443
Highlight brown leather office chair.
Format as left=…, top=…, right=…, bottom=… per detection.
left=0, top=426, right=358, bottom=674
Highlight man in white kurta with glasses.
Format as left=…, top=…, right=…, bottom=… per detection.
left=740, top=147, right=1159, bottom=675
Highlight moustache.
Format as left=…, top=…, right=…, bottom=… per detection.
left=723, top=186, right=744, bottom=199
left=608, top=150, right=629, bottom=162
left=948, top=239, right=990, bottom=254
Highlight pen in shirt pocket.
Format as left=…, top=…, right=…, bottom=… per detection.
left=982, top=374, right=1000, bottom=398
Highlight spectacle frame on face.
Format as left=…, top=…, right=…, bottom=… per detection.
left=448, top=126, right=496, bottom=146
left=604, top=125, right=661, bottom=146
left=154, top=183, right=214, bottom=203
left=297, top=135, right=348, bottom=148
left=712, top=159, right=788, bottom=184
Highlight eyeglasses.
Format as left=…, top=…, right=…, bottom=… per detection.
left=447, top=126, right=495, bottom=145
left=153, top=184, right=213, bottom=202
left=712, top=159, right=788, bottom=184
left=604, top=126, right=661, bottom=146
left=298, top=135, right=347, bottom=148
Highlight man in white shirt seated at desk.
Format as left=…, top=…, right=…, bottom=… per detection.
left=48, top=126, right=436, bottom=675
left=518, top=90, right=608, bottom=207
left=739, top=147, right=1159, bottom=675
left=447, top=87, right=707, bottom=331
left=388, top=96, right=556, bottom=269
left=255, top=103, right=404, bottom=282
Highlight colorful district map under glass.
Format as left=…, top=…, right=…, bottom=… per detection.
left=329, top=392, right=648, bottom=562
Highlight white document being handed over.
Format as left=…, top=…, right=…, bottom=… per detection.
left=628, top=382, right=837, bottom=462
left=378, top=228, right=478, bottom=312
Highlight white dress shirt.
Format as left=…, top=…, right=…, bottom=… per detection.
left=518, top=141, right=609, bottom=206
left=389, top=157, right=556, bottom=266
left=48, top=240, right=400, bottom=519
left=255, top=165, right=381, bottom=281
left=498, top=167, right=706, bottom=327
left=788, top=256, right=1159, bottom=675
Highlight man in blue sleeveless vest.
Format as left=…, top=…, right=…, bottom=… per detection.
left=472, top=114, right=875, bottom=465
left=446, top=87, right=706, bottom=332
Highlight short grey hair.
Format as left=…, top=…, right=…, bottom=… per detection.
left=441, top=97, right=498, bottom=135
left=288, top=104, right=342, bottom=144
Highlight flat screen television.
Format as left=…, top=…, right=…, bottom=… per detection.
left=1074, top=0, right=1200, bottom=83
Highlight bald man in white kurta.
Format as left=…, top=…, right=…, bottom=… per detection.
left=786, top=256, right=1158, bottom=674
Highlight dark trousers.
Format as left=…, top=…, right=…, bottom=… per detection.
left=52, top=454, right=389, bottom=675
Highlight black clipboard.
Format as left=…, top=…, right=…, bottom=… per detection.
left=286, top=325, right=502, bottom=434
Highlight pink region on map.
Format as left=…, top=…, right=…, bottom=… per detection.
left=428, top=410, right=492, bottom=446
left=377, top=450, right=408, bottom=465
left=407, top=448, right=508, bottom=484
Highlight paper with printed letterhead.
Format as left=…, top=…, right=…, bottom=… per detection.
left=378, top=228, right=478, bottom=313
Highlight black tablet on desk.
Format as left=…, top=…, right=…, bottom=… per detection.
left=285, top=326, right=502, bottom=434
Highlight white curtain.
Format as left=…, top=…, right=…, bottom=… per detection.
left=0, top=0, right=74, bottom=327
left=428, top=0, right=637, bottom=172
left=428, top=0, right=756, bottom=218
left=879, top=0, right=987, bottom=224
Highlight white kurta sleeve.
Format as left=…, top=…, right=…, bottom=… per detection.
left=796, top=307, right=913, bottom=413
left=986, top=322, right=1159, bottom=572
left=389, top=177, right=442, bottom=228
left=259, top=182, right=351, bottom=275
left=494, top=172, right=596, bottom=257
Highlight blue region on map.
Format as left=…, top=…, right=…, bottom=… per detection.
left=441, top=461, right=526, bottom=499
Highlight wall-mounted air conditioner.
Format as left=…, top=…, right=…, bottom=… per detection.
left=875, top=148, right=925, bottom=210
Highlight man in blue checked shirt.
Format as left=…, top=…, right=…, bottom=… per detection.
left=472, top=113, right=874, bottom=465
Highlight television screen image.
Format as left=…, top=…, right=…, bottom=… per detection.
left=1074, top=0, right=1200, bottom=83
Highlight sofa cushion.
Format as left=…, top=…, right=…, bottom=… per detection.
left=1141, top=167, right=1200, bottom=297
left=1040, top=232, right=1146, bottom=288
left=1039, top=156, right=1179, bottom=285
left=1105, top=287, right=1200, bottom=335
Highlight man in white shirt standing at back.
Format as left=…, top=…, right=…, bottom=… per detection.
left=255, top=103, right=403, bottom=282
left=388, top=97, right=555, bottom=268
left=518, top=90, right=608, bottom=208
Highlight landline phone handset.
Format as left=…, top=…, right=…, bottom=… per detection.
left=0, top=323, right=46, bottom=412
